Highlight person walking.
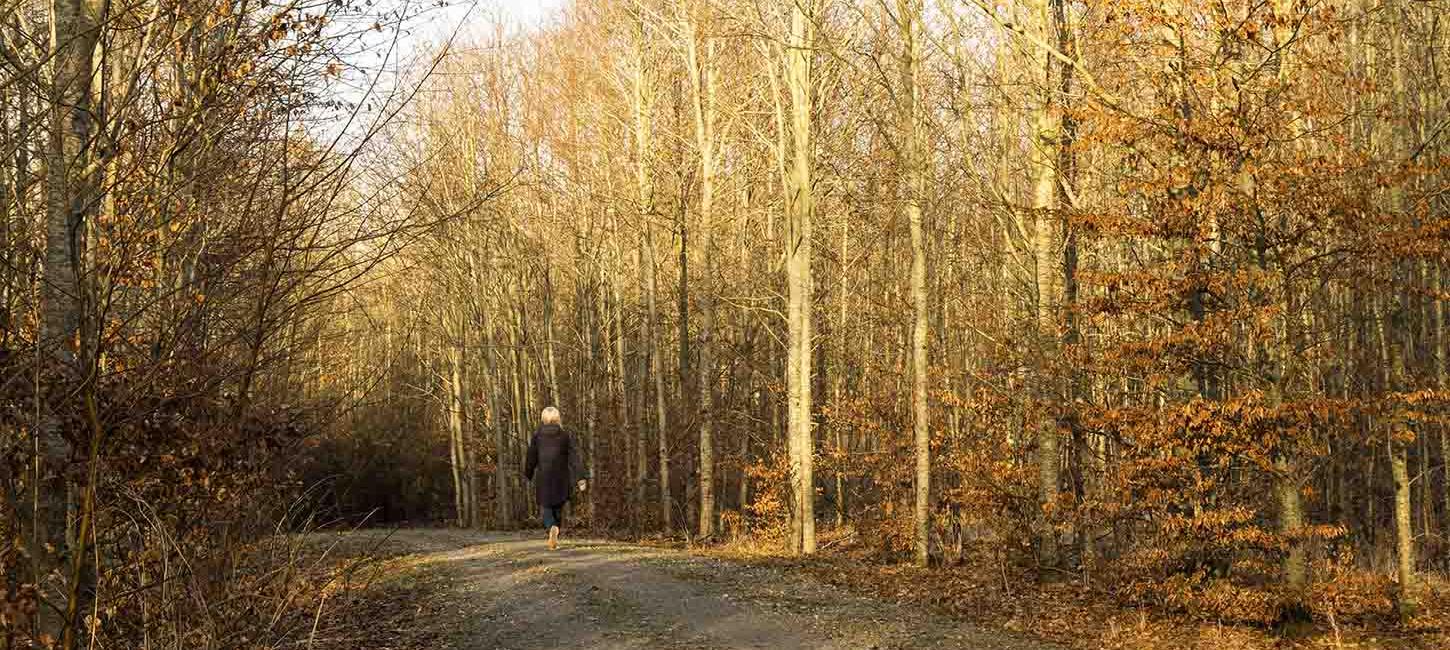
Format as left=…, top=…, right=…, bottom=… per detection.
left=524, top=406, right=587, bottom=550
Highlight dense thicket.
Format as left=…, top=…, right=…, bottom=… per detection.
left=1, top=0, right=435, bottom=646
left=324, top=0, right=1450, bottom=626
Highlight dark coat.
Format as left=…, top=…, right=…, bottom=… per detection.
left=524, top=424, right=586, bottom=508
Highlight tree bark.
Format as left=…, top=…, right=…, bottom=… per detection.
left=1377, top=281, right=1418, bottom=616
left=635, top=245, right=651, bottom=523
left=1436, top=263, right=1448, bottom=528
left=1025, top=0, right=1062, bottom=569
left=544, top=262, right=561, bottom=407
left=1391, top=431, right=1416, bottom=609
left=42, top=1, right=102, bottom=643
left=631, top=11, right=655, bottom=527
left=834, top=225, right=849, bottom=528
left=0, top=83, right=11, bottom=346
left=1384, top=2, right=1418, bottom=615
left=685, top=10, right=719, bottom=539
left=447, top=342, right=470, bottom=528
left=896, top=0, right=930, bottom=568
left=644, top=232, right=672, bottom=532
left=611, top=239, right=632, bottom=520
left=486, top=319, right=511, bottom=527
left=785, top=0, right=816, bottom=555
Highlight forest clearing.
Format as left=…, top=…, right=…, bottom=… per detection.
left=3, top=0, right=1450, bottom=648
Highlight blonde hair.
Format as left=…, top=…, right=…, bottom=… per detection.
left=541, top=406, right=562, bottom=425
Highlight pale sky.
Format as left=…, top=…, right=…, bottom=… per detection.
left=312, top=0, right=567, bottom=144
left=488, top=0, right=568, bottom=28
left=408, top=0, right=568, bottom=51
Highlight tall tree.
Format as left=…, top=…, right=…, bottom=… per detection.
left=683, top=0, right=721, bottom=538
left=784, top=0, right=816, bottom=555
left=894, top=0, right=930, bottom=568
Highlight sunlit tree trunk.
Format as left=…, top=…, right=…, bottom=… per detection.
left=784, top=0, right=816, bottom=555
left=685, top=6, right=719, bottom=538
left=1024, top=0, right=1061, bottom=569
left=895, top=0, right=930, bottom=568
left=1386, top=4, right=1418, bottom=614
left=1383, top=302, right=1417, bottom=616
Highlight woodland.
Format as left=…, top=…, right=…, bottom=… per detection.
left=2, top=0, right=1450, bottom=648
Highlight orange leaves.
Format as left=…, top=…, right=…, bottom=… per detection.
left=1157, top=507, right=1255, bottom=538
left=742, top=451, right=792, bottom=535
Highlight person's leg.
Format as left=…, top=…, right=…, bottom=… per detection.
left=543, top=506, right=560, bottom=549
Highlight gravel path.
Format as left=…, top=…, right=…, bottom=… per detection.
left=324, top=529, right=1063, bottom=650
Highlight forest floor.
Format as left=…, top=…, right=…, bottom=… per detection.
left=306, top=528, right=1064, bottom=649
left=305, top=528, right=1449, bottom=649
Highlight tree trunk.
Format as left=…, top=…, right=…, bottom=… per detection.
left=675, top=163, right=694, bottom=533
left=447, top=344, right=469, bottom=528
left=635, top=245, right=651, bottom=524
left=464, top=322, right=479, bottom=527
left=677, top=189, right=692, bottom=436
left=1437, top=263, right=1448, bottom=529
left=45, top=0, right=99, bottom=355
left=544, top=263, right=560, bottom=407
left=611, top=240, right=632, bottom=521
left=896, top=0, right=931, bottom=568
left=1274, top=417, right=1307, bottom=591
left=1026, top=0, right=1062, bottom=569
left=1385, top=4, right=1418, bottom=616
left=486, top=320, right=511, bottom=527
left=1392, top=430, right=1417, bottom=616
left=510, top=292, right=532, bottom=519
left=834, top=225, right=849, bottom=528
left=0, top=84, right=11, bottom=346
left=1378, top=283, right=1418, bottom=616
left=43, top=1, right=102, bottom=644
left=785, top=0, right=816, bottom=555
left=631, top=10, right=655, bottom=527
left=644, top=232, right=672, bottom=532
left=585, top=304, right=598, bottom=522
left=686, top=13, right=719, bottom=539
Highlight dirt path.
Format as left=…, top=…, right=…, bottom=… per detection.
left=320, top=529, right=1061, bottom=650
